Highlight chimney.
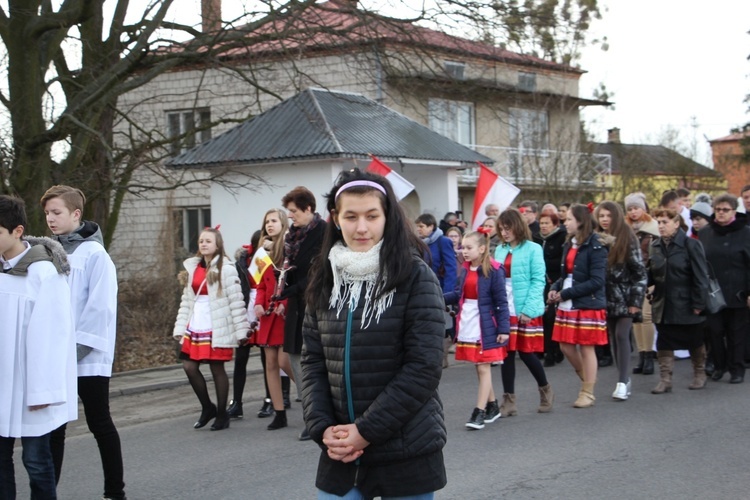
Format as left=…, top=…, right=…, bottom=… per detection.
left=201, top=0, right=222, bottom=33
left=607, top=127, right=621, bottom=144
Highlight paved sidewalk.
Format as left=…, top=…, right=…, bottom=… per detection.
left=109, top=351, right=265, bottom=398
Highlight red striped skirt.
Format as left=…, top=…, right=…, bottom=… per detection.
left=455, top=341, right=507, bottom=364
left=179, top=332, right=234, bottom=362
left=508, top=315, right=544, bottom=353
left=552, top=308, right=607, bottom=345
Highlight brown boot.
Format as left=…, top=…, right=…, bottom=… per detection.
left=573, top=382, right=595, bottom=408
left=688, top=345, right=707, bottom=390
left=651, top=350, right=674, bottom=394
left=499, top=393, right=517, bottom=417
left=538, top=384, right=554, bottom=413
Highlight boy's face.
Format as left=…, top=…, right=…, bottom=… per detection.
left=44, top=197, right=81, bottom=235
left=0, top=225, right=24, bottom=259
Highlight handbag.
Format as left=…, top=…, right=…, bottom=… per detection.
left=705, top=263, right=726, bottom=315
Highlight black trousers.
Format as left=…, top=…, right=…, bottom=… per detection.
left=707, top=308, right=750, bottom=378
left=50, top=376, right=125, bottom=499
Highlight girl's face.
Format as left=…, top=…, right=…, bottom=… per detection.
left=462, top=235, right=485, bottom=265
left=539, top=216, right=554, bottom=236
left=264, top=212, right=283, bottom=237
left=198, top=231, right=218, bottom=258
left=482, top=218, right=497, bottom=237
left=691, top=215, right=709, bottom=232
left=335, top=192, right=386, bottom=253
left=564, top=212, right=579, bottom=235
left=598, top=208, right=612, bottom=232
left=656, top=216, right=680, bottom=238
left=447, top=231, right=461, bottom=248
left=500, top=225, right=516, bottom=245
left=627, top=205, right=644, bottom=222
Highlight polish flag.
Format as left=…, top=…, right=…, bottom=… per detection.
left=471, top=162, right=520, bottom=230
left=366, top=156, right=415, bottom=201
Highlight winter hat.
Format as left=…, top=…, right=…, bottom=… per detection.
left=690, top=202, right=713, bottom=220
left=694, top=192, right=712, bottom=205
left=639, top=218, right=660, bottom=237
left=624, top=192, right=647, bottom=211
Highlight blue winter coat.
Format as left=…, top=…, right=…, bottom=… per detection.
left=444, top=260, right=510, bottom=350
left=550, top=233, right=608, bottom=310
left=494, top=240, right=546, bottom=319
left=425, top=231, right=457, bottom=294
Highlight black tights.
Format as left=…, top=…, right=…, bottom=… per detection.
left=232, top=345, right=271, bottom=402
left=501, top=351, right=548, bottom=394
left=183, top=360, right=229, bottom=416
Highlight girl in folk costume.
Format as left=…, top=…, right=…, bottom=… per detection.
left=494, top=209, right=553, bottom=415
left=548, top=204, right=608, bottom=408
left=250, top=208, right=295, bottom=431
left=174, top=227, right=250, bottom=431
left=624, top=192, right=660, bottom=375
left=595, top=201, right=647, bottom=401
left=445, top=230, right=510, bottom=430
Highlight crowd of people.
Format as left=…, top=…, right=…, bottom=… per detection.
left=4, top=175, right=750, bottom=499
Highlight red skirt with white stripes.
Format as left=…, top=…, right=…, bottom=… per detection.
left=552, top=308, right=607, bottom=345
left=508, top=315, right=544, bottom=353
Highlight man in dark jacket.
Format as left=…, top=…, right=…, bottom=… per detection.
left=699, top=194, right=750, bottom=384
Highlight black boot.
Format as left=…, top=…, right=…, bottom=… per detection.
left=282, top=376, right=291, bottom=409
left=257, top=398, right=274, bottom=418
left=633, top=352, right=645, bottom=374
left=642, top=351, right=655, bottom=375
left=227, top=400, right=243, bottom=419
left=267, top=410, right=287, bottom=430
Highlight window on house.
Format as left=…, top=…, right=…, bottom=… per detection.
left=518, top=72, right=537, bottom=92
left=509, top=108, right=548, bottom=151
left=444, top=61, right=465, bottom=80
left=428, top=98, right=475, bottom=146
left=167, top=108, right=212, bottom=155
left=173, top=207, right=211, bottom=254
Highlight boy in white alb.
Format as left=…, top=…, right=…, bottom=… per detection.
left=42, top=186, right=126, bottom=500
left=0, top=195, right=77, bottom=499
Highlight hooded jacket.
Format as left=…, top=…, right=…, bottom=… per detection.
left=698, top=213, right=750, bottom=308
left=494, top=240, right=546, bottom=319
left=173, top=255, right=250, bottom=347
left=551, top=232, right=608, bottom=310
left=51, top=221, right=118, bottom=378
left=0, top=237, right=78, bottom=437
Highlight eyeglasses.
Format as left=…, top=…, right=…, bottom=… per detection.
left=714, top=207, right=733, bottom=213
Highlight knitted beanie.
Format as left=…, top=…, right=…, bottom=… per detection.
left=624, top=192, right=647, bottom=211
left=690, top=201, right=713, bottom=220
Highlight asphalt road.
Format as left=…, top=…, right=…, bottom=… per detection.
left=15, top=355, right=750, bottom=499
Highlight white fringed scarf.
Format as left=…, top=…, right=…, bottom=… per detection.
left=328, top=240, right=395, bottom=329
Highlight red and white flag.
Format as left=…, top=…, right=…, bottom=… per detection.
left=366, top=156, right=415, bottom=201
left=471, top=162, right=520, bottom=230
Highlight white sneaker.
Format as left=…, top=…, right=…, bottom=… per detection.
left=626, top=378, right=632, bottom=396
left=612, top=382, right=628, bottom=401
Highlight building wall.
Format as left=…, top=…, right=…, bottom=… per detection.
left=711, top=139, right=747, bottom=196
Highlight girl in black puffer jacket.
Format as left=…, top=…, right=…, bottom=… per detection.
left=302, top=169, right=447, bottom=499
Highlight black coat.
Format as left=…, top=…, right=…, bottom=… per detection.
left=648, top=229, right=708, bottom=325
left=301, top=257, right=446, bottom=498
left=698, top=214, right=750, bottom=309
left=535, top=227, right=567, bottom=285
left=551, top=232, right=608, bottom=310
left=281, top=221, right=327, bottom=354
left=603, top=234, right=647, bottom=319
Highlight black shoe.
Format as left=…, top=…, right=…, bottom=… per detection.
left=267, top=410, right=287, bottom=430
left=633, top=352, right=645, bottom=374
left=484, top=400, right=500, bottom=423
left=642, top=352, right=655, bottom=375
left=598, top=356, right=613, bottom=368
left=711, top=370, right=725, bottom=381
left=282, top=376, right=291, bottom=409
left=210, top=414, right=230, bottom=431
left=465, top=407, right=485, bottom=430
left=257, top=398, right=274, bottom=418
left=729, top=375, right=744, bottom=384
left=543, top=354, right=555, bottom=367
left=194, top=404, right=217, bottom=429
left=298, top=428, right=312, bottom=441
left=554, top=351, right=565, bottom=364
left=705, top=360, right=715, bottom=377
left=227, top=400, right=243, bottom=419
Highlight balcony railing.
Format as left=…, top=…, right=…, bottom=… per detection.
left=460, top=145, right=612, bottom=190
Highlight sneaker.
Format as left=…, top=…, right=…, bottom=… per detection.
left=484, top=400, right=501, bottom=423
left=612, top=382, right=628, bottom=401
left=465, top=408, right=485, bottom=430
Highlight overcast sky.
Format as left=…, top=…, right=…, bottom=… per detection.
left=155, top=0, right=749, bottom=165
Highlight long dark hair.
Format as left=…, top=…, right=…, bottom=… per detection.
left=568, top=204, right=594, bottom=245
left=595, top=200, right=637, bottom=265
left=306, top=168, right=426, bottom=310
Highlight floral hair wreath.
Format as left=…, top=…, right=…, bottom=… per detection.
left=586, top=203, right=595, bottom=214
